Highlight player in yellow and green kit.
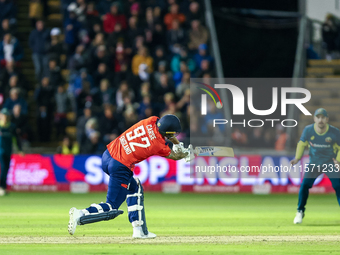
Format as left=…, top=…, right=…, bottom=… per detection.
left=290, top=108, right=340, bottom=224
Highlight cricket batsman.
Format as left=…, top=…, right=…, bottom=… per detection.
left=290, top=108, right=340, bottom=224
left=68, top=114, right=193, bottom=238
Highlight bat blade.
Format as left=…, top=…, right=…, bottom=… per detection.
left=194, top=146, right=234, bottom=157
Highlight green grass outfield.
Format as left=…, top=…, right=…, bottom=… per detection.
left=0, top=192, right=340, bottom=254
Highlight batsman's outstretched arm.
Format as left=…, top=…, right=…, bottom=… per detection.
left=168, top=136, right=180, bottom=144
left=165, top=149, right=188, bottom=160
left=290, top=140, right=308, bottom=165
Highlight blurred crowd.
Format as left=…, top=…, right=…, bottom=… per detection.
left=231, top=125, right=288, bottom=151
left=0, top=0, right=290, bottom=155
left=190, top=98, right=288, bottom=151
left=26, top=0, right=212, bottom=154
left=0, top=0, right=34, bottom=147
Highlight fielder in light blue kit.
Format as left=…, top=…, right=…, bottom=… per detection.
left=290, top=108, right=340, bottom=224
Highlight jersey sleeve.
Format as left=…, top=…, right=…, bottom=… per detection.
left=333, top=128, right=340, bottom=162
left=334, top=128, right=340, bottom=145
left=300, top=126, right=309, bottom=142
left=295, top=141, right=307, bottom=160
left=157, top=143, right=171, bottom=157
left=295, top=126, right=309, bottom=159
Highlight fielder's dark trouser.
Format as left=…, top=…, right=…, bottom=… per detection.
left=297, top=163, right=340, bottom=212
left=0, top=153, right=11, bottom=189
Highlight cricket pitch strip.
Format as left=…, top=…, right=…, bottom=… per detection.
left=1, top=235, right=339, bottom=244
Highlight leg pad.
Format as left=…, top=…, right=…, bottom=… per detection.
left=127, top=177, right=149, bottom=235
left=79, top=210, right=124, bottom=225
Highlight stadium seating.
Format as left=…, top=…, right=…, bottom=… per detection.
left=298, top=59, right=340, bottom=135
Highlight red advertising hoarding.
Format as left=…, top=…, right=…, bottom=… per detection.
left=6, top=154, right=336, bottom=193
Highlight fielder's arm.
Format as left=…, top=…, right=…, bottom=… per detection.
left=332, top=143, right=340, bottom=169
left=290, top=140, right=308, bottom=165
left=333, top=143, right=340, bottom=162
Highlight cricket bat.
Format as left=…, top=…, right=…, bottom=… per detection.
left=194, top=146, right=234, bottom=157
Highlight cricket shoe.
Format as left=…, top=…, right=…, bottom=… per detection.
left=294, top=210, right=304, bottom=224
left=68, top=207, right=82, bottom=235
left=0, top=187, right=5, bottom=196
left=132, top=226, right=157, bottom=239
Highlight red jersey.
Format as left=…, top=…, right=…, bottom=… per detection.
left=107, top=116, right=171, bottom=170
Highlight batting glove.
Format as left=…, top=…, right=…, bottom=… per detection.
left=184, top=144, right=195, bottom=162
left=173, top=142, right=185, bottom=153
